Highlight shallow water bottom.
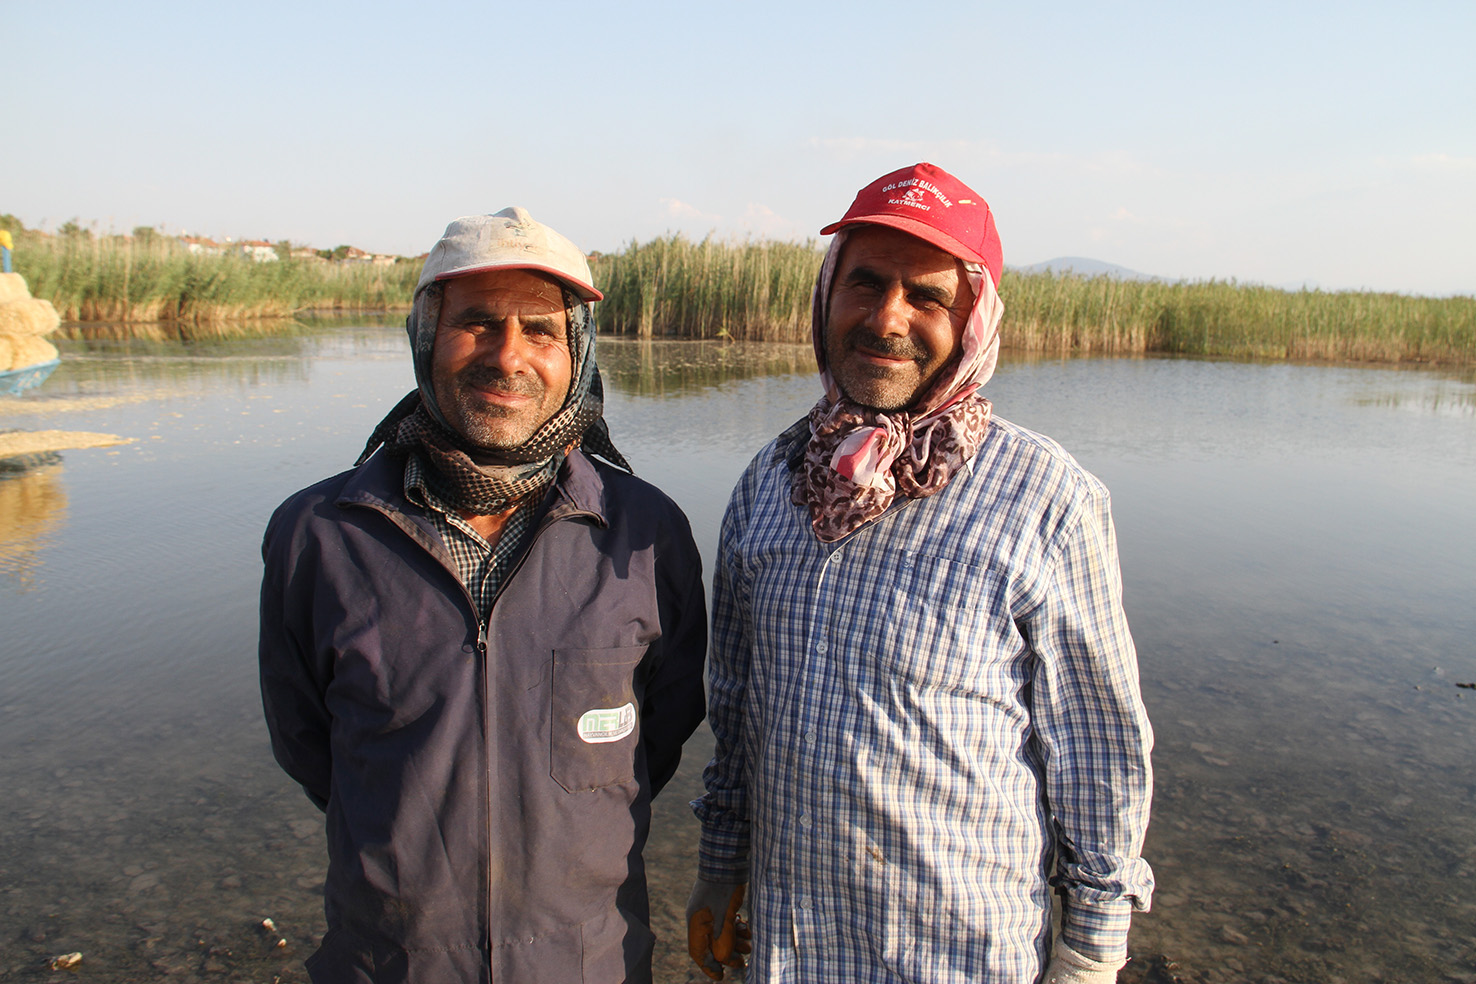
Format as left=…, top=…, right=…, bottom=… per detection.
left=2, top=334, right=1474, bottom=982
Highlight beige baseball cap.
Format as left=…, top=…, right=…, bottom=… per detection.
left=415, top=206, right=602, bottom=302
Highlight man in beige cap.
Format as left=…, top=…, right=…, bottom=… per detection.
left=260, top=207, right=707, bottom=983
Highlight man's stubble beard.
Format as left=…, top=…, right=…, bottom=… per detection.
left=826, top=327, right=939, bottom=412
left=438, top=365, right=560, bottom=450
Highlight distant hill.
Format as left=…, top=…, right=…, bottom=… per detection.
left=1013, top=258, right=1338, bottom=292
left=1011, top=256, right=1162, bottom=282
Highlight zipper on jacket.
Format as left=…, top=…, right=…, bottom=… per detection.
left=479, top=614, right=492, bottom=980
left=348, top=472, right=601, bottom=978
left=481, top=503, right=597, bottom=973
left=486, top=504, right=600, bottom=614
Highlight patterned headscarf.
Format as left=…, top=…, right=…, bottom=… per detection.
left=359, top=279, right=629, bottom=515
left=791, top=227, right=1005, bottom=542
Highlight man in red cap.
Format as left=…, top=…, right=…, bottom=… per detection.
left=260, top=208, right=707, bottom=983
left=688, top=165, right=1154, bottom=983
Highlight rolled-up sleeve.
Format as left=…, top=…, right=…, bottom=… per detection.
left=1024, top=486, right=1154, bottom=961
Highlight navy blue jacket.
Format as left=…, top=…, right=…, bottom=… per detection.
left=259, top=449, right=707, bottom=983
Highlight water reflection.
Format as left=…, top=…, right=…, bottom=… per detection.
left=53, top=311, right=404, bottom=344
left=598, top=337, right=814, bottom=396
left=1354, top=385, right=1476, bottom=417
left=0, top=326, right=1472, bottom=983
left=41, top=323, right=407, bottom=400
left=0, top=452, right=66, bottom=589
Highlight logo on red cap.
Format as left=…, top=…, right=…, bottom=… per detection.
left=886, top=179, right=953, bottom=213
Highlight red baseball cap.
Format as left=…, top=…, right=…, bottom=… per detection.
left=819, top=162, right=1003, bottom=287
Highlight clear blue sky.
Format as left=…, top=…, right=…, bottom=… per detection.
left=5, top=0, right=1473, bottom=295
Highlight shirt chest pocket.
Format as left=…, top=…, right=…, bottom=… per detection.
left=550, top=646, right=645, bottom=792
left=873, top=554, right=1026, bottom=697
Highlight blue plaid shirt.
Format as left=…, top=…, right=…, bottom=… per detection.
left=693, top=416, right=1154, bottom=983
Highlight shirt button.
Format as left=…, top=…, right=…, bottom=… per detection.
left=799, top=813, right=812, bottom=828
left=799, top=897, right=813, bottom=911
left=831, top=549, right=843, bottom=563
left=815, top=640, right=828, bottom=655
left=803, top=730, right=817, bottom=744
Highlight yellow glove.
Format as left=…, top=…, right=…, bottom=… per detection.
left=686, top=879, right=750, bottom=980
left=0, top=230, right=13, bottom=250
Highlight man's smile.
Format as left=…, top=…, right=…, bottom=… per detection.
left=459, top=368, right=541, bottom=408
left=845, top=331, right=927, bottom=366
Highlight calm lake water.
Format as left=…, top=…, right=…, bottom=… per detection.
left=1, top=320, right=1473, bottom=983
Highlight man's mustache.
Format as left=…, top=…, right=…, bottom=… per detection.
left=844, top=330, right=928, bottom=363
left=457, top=366, right=544, bottom=396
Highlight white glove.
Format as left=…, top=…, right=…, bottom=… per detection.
left=1040, top=940, right=1127, bottom=984
left=685, top=879, right=749, bottom=981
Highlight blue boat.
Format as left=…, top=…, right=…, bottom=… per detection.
left=0, top=359, right=60, bottom=397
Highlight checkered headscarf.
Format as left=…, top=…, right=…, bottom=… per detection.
left=358, top=281, right=629, bottom=514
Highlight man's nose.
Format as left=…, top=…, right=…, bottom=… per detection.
left=478, top=323, right=530, bottom=373
left=863, top=286, right=910, bottom=336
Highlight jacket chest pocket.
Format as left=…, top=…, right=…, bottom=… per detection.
left=550, top=646, right=645, bottom=792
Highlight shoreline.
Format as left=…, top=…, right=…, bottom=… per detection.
left=35, top=320, right=1476, bottom=371
left=7, top=231, right=1471, bottom=365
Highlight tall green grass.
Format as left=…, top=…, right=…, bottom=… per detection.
left=1003, top=271, right=1476, bottom=365
left=590, top=236, right=820, bottom=341
left=592, top=237, right=1474, bottom=365
left=12, top=226, right=1474, bottom=365
left=12, top=232, right=419, bottom=326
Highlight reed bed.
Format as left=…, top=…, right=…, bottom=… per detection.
left=1002, top=272, right=1476, bottom=365
left=12, top=233, right=419, bottom=327
left=11, top=227, right=1473, bottom=365
left=590, top=236, right=820, bottom=341
left=592, top=236, right=1474, bottom=366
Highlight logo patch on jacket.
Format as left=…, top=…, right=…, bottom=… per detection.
left=577, top=702, right=636, bottom=743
